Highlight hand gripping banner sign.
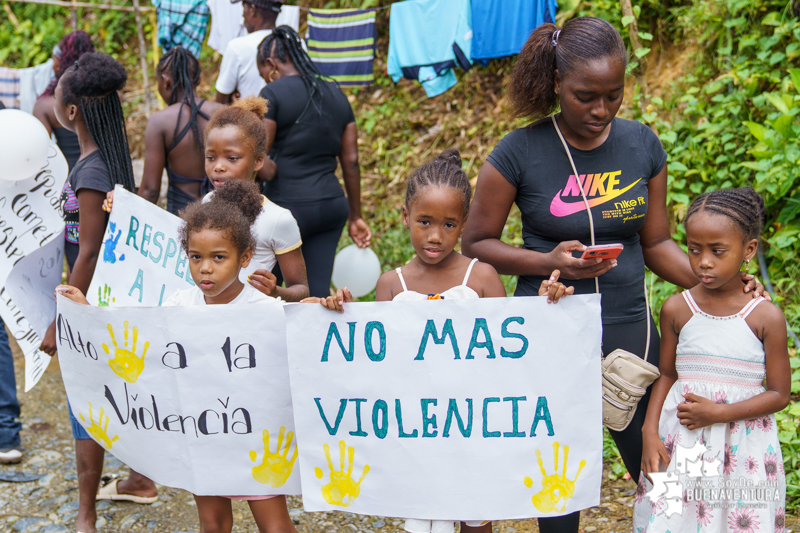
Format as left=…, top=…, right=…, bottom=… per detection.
left=55, top=296, right=300, bottom=496
left=0, top=142, right=67, bottom=390
left=284, top=295, right=603, bottom=520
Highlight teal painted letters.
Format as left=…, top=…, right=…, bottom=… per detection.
left=415, top=319, right=460, bottom=360
left=321, top=322, right=356, bottom=362
left=501, top=317, right=528, bottom=358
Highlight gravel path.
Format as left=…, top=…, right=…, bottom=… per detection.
left=2, top=347, right=797, bottom=533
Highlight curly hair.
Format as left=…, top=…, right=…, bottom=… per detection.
left=179, top=180, right=262, bottom=256
left=41, top=31, right=94, bottom=98
left=406, top=149, right=472, bottom=217
left=685, top=187, right=765, bottom=242
left=157, top=46, right=203, bottom=149
left=509, top=17, right=627, bottom=121
left=205, top=95, right=269, bottom=158
left=59, top=52, right=135, bottom=191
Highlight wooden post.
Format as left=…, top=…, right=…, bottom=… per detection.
left=132, top=0, right=151, bottom=117
left=620, top=0, right=648, bottom=95
left=71, top=0, right=77, bottom=31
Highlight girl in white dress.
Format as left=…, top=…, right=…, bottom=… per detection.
left=306, top=149, right=573, bottom=533
left=634, top=188, right=790, bottom=533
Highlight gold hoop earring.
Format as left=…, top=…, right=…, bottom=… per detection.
left=268, top=71, right=276, bottom=83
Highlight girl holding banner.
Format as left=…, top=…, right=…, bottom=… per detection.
left=57, top=180, right=298, bottom=533
left=306, top=149, right=574, bottom=533
left=40, top=52, right=158, bottom=533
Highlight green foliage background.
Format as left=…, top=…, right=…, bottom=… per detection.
left=1, top=0, right=799, bottom=513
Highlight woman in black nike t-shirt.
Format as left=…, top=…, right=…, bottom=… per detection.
left=462, top=17, right=764, bottom=533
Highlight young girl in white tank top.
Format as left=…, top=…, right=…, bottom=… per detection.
left=634, top=188, right=790, bottom=533
left=305, top=150, right=573, bottom=532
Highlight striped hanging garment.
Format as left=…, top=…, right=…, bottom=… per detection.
left=307, top=8, right=376, bottom=87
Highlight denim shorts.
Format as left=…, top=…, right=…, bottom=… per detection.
left=67, top=401, right=91, bottom=440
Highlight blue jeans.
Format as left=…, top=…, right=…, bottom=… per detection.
left=0, top=317, right=21, bottom=448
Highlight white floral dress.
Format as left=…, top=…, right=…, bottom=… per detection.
left=633, top=291, right=786, bottom=533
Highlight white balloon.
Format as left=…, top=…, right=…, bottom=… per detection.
left=0, top=109, right=51, bottom=182
left=331, top=244, right=382, bottom=298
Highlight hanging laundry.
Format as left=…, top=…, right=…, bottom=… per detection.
left=0, top=60, right=55, bottom=113
left=154, top=0, right=210, bottom=58
left=206, top=0, right=300, bottom=54
left=387, top=0, right=473, bottom=98
left=472, top=0, right=558, bottom=60
left=0, top=68, right=20, bottom=110
left=306, top=9, right=376, bottom=87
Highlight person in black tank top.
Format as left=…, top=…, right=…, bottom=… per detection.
left=33, top=31, right=94, bottom=171
left=140, top=46, right=225, bottom=214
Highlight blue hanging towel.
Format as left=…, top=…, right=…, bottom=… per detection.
left=154, top=0, right=210, bottom=58
left=387, top=0, right=473, bottom=98
left=471, top=0, right=558, bottom=60
left=307, top=9, right=377, bottom=87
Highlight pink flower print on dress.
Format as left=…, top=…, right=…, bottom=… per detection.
left=635, top=475, right=648, bottom=504
left=730, top=420, right=740, bottom=434
left=696, top=500, right=713, bottom=527
left=664, top=433, right=679, bottom=459
left=764, top=452, right=779, bottom=481
left=775, top=506, right=785, bottom=533
left=723, top=443, right=738, bottom=475
left=713, top=391, right=728, bottom=404
left=727, top=507, right=761, bottom=533
left=744, top=456, right=759, bottom=475
left=683, top=384, right=693, bottom=395
left=757, top=415, right=773, bottom=432
left=745, top=418, right=757, bottom=432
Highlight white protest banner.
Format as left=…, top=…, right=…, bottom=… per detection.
left=87, top=185, right=194, bottom=307
left=56, top=296, right=300, bottom=496
left=0, top=142, right=67, bottom=390
left=285, top=295, right=603, bottom=520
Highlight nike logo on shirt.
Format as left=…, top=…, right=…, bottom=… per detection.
left=549, top=171, right=642, bottom=217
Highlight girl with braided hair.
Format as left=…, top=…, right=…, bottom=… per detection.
left=33, top=30, right=95, bottom=170
left=256, top=25, right=371, bottom=298
left=139, top=46, right=225, bottom=214
left=40, top=51, right=157, bottom=533
left=635, top=187, right=789, bottom=532
left=462, top=17, right=769, bottom=533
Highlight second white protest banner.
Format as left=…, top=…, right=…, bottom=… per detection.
left=56, top=296, right=299, bottom=496
left=285, top=295, right=603, bottom=520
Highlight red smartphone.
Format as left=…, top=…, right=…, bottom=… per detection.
left=580, top=243, right=624, bottom=260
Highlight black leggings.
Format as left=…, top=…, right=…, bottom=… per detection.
left=273, top=196, right=349, bottom=298
left=537, top=315, right=660, bottom=533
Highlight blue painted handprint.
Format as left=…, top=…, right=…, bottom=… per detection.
left=102, top=222, right=125, bottom=263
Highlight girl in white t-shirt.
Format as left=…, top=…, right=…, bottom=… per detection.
left=104, top=96, right=309, bottom=301
left=59, top=180, right=296, bottom=533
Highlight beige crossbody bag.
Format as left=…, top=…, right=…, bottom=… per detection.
left=551, top=115, right=660, bottom=431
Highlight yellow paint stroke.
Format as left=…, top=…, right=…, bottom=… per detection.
left=102, top=321, right=149, bottom=383
left=79, top=403, right=119, bottom=450
left=249, top=427, right=298, bottom=487
left=314, top=440, right=370, bottom=507
left=524, top=441, right=586, bottom=513
left=98, top=284, right=115, bottom=307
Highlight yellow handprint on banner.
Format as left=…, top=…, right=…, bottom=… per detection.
left=314, top=440, right=370, bottom=507
left=79, top=403, right=119, bottom=450
left=524, top=441, right=586, bottom=513
left=249, top=427, right=298, bottom=487
left=102, top=321, right=149, bottom=383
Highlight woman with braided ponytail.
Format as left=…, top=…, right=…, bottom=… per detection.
left=140, top=46, right=225, bottom=214
left=39, top=52, right=157, bottom=533
left=462, top=17, right=768, bottom=533
left=256, top=25, right=371, bottom=297
left=33, top=31, right=95, bottom=170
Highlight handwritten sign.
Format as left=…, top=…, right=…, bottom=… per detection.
left=285, top=296, right=603, bottom=519
left=88, top=186, right=195, bottom=307
left=0, top=142, right=67, bottom=390
left=55, top=296, right=299, bottom=496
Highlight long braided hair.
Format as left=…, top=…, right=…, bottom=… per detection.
left=257, top=25, right=331, bottom=116
left=41, top=31, right=94, bottom=98
left=685, top=188, right=765, bottom=242
left=406, top=149, right=472, bottom=216
left=157, top=46, right=204, bottom=149
left=60, top=52, right=136, bottom=191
